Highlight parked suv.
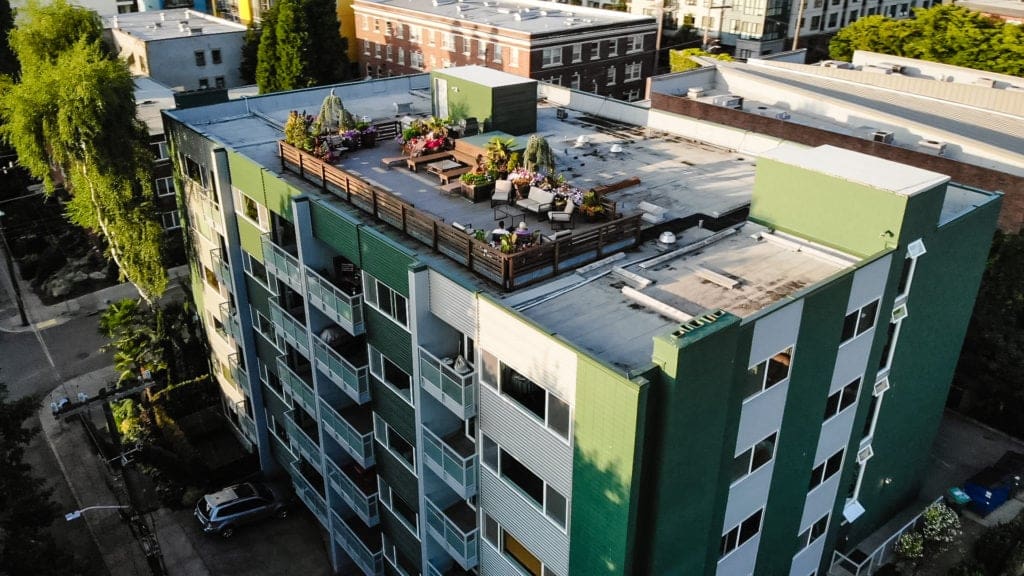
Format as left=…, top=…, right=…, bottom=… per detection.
left=195, top=481, right=288, bottom=538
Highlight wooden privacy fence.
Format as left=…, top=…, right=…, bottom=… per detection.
left=279, top=141, right=642, bottom=291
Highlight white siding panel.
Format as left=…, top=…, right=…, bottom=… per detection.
left=428, top=270, right=477, bottom=336
left=831, top=335, right=872, bottom=394
left=790, top=536, right=828, bottom=576
left=480, top=470, right=570, bottom=575
left=479, top=386, right=573, bottom=496
left=846, top=255, right=891, bottom=313
left=480, top=540, right=520, bottom=575
left=800, top=473, right=841, bottom=530
left=748, top=301, right=803, bottom=367
left=736, top=380, right=788, bottom=455
left=724, top=461, right=774, bottom=529
left=716, top=534, right=761, bottom=576
left=816, top=407, right=857, bottom=464
left=478, top=299, right=577, bottom=403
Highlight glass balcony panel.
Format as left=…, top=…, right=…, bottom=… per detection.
left=218, top=301, right=240, bottom=341
left=276, top=356, right=316, bottom=414
left=228, top=352, right=247, bottom=390
left=284, top=410, right=321, bottom=472
left=326, top=458, right=380, bottom=527
left=210, top=248, right=232, bottom=291
left=269, top=297, right=309, bottom=358
left=320, top=399, right=375, bottom=468
left=291, top=460, right=327, bottom=527
left=313, top=334, right=370, bottom=404
left=418, top=347, right=477, bottom=419
left=331, top=510, right=384, bottom=576
left=422, top=426, right=477, bottom=498
left=261, top=233, right=303, bottom=292
left=306, top=267, right=365, bottom=335
left=425, top=497, right=479, bottom=570
left=239, top=412, right=256, bottom=443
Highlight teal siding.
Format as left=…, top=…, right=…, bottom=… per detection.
left=374, top=441, right=420, bottom=514
left=379, top=508, right=422, bottom=574
left=359, top=228, right=413, bottom=296
left=262, top=172, right=296, bottom=221
left=247, top=276, right=272, bottom=314
left=311, top=201, right=362, bottom=265
left=227, top=150, right=266, bottom=204
left=371, top=378, right=416, bottom=448
left=365, top=308, right=413, bottom=375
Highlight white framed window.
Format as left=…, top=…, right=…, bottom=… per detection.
left=411, top=51, right=424, bottom=69
left=607, top=39, right=618, bottom=57
left=155, top=176, right=175, bottom=197
left=151, top=140, right=169, bottom=160
left=362, top=40, right=370, bottom=56
left=410, top=26, right=421, bottom=43
left=374, top=43, right=382, bottom=59
left=624, top=61, right=642, bottom=82
left=461, top=35, right=471, bottom=55
left=571, top=43, right=582, bottom=62
left=808, top=448, right=844, bottom=491
left=823, top=378, right=860, bottom=422
left=590, top=42, right=600, bottom=60
left=242, top=251, right=270, bottom=289
left=541, top=47, right=562, bottom=67
left=731, top=431, right=778, bottom=484
left=398, top=47, right=406, bottom=66
left=840, top=299, right=879, bottom=345
left=442, top=33, right=454, bottom=50
left=384, top=21, right=393, bottom=36
left=509, top=47, right=518, bottom=67
left=480, top=349, right=570, bottom=441
left=160, top=211, right=181, bottom=230
left=441, top=58, right=451, bottom=68
left=183, top=155, right=209, bottom=190
left=744, top=347, right=793, bottom=400
left=626, top=33, right=643, bottom=52
left=483, top=514, right=563, bottom=576
left=606, top=66, right=616, bottom=85
left=493, top=44, right=503, bottom=63
left=478, top=40, right=487, bottom=60
left=373, top=18, right=380, bottom=33
left=395, top=23, right=404, bottom=39
left=362, top=274, right=408, bottom=328
left=625, top=87, right=641, bottom=101
left=798, top=513, right=830, bottom=550
left=570, top=72, right=580, bottom=90
left=378, top=478, right=419, bottom=535
left=386, top=45, right=393, bottom=61
left=373, top=413, right=416, bottom=471
left=720, top=508, right=763, bottom=559
left=369, top=346, right=413, bottom=404
left=482, top=434, right=569, bottom=531
left=233, top=186, right=269, bottom=231
left=428, top=29, right=436, bottom=46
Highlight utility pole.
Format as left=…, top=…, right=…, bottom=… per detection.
left=0, top=210, right=29, bottom=326
left=792, top=0, right=808, bottom=50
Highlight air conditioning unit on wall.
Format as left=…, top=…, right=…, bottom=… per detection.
left=872, top=130, right=894, bottom=144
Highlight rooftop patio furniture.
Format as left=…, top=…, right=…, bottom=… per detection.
left=548, top=201, right=576, bottom=230
left=516, top=186, right=554, bottom=217
left=407, top=150, right=455, bottom=172
left=491, top=180, right=513, bottom=207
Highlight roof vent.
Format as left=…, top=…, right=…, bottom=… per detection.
left=189, top=26, right=203, bottom=35
left=872, top=130, right=894, bottom=144
left=973, top=77, right=996, bottom=88
left=879, top=62, right=904, bottom=73
left=917, top=139, right=947, bottom=155
left=687, top=86, right=704, bottom=99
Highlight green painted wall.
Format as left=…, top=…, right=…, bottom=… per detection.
left=635, top=314, right=743, bottom=576
left=359, top=228, right=413, bottom=296
left=569, top=358, right=648, bottom=576
left=370, top=377, right=416, bottom=451
left=365, top=308, right=413, bottom=374
left=430, top=70, right=537, bottom=135
left=379, top=509, right=422, bottom=574
left=750, top=159, right=945, bottom=258
left=310, top=201, right=362, bottom=265
left=238, top=218, right=264, bottom=263
left=227, top=150, right=266, bottom=205
left=262, top=172, right=297, bottom=221
left=754, top=283, right=852, bottom=575
left=246, top=275, right=272, bottom=314
left=846, top=194, right=1001, bottom=546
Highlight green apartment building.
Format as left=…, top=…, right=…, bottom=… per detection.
left=163, top=69, right=1000, bottom=576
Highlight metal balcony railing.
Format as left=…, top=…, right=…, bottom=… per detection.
left=284, top=410, right=321, bottom=472
left=228, top=352, right=247, bottom=389
left=325, top=458, right=379, bottom=527
left=269, top=297, right=309, bottom=358
left=313, top=334, right=370, bottom=405
left=276, top=356, right=316, bottom=414
left=261, top=233, right=303, bottom=292
left=319, top=399, right=375, bottom=468
left=331, top=510, right=384, bottom=576
left=425, top=498, right=479, bottom=570
left=306, top=268, right=365, bottom=336
left=422, top=426, right=477, bottom=499
left=418, top=347, right=476, bottom=420
left=290, top=460, right=327, bottom=527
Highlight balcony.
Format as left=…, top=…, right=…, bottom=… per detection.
left=284, top=409, right=322, bottom=472
left=418, top=348, right=476, bottom=420
left=269, top=296, right=309, bottom=357
left=313, top=333, right=370, bottom=405
left=228, top=352, right=247, bottom=389
left=425, top=497, right=478, bottom=570
left=422, top=426, right=477, bottom=499
left=277, top=355, right=316, bottom=414
left=320, top=399, right=375, bottom=468
left=210, top=248, right=232, bottom=290
left=326, top=457, right=380, bottom=527
left=331, top=510, right=384, bottom=576
left=291, top=459, right=328, bottom=527
left=427, top=560, right=476, bottom=576
left=239, top=411, right=256, bottom=445
left=261, top=233, right=303, bottom=292
left=306, top=267, right=365, bottom=336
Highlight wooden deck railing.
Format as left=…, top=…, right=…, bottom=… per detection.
left=279, top=141, right=641, bottom=291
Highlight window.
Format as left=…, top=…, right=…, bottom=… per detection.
left=744, top=348, right=793, bottom=399
left=841, top=300, right=879, bottom=343
left=625, top=62, right=642, bottom=82
left=590, top=43, right=600, bottom=60
left=151, top=140, right=169, bottom=160
left=626, top=34, right=643, bottom=52
left=482, top=434, right=569, bottom=531
left=382, top=534, right=418, bottom=576
left=378, top=477, right=418, bottom=532
left=386, top=45, right=393, bottom=61
left=606, top=66, right=616, bottom=85
left=398, top=47, right=406, bottom=66
left=194, top=50, right=206, bottom=66
left=243, top=252, right=269, bottom=288
left=798, top=513, right=830, bottom=550
left=478, top=40, right=487, bottom=60
left=373, top=43, right=382, bottom=59
left=541, top=47, right=562, bottom=67
left=373, top=18, right=380, bottom=32
left=183, top=156, right=209, bottom=189
left=571, top=43, right=582, bottom=62
left=370, top=347, right=412, bottom=404
left=428, top=29, right=436, bottom=46
left=362, top=274, right=408, bottom=328
left=160, top=211, right=181, bottom=229
left=461, top=35, right=470, bottom=55
left=878, top=322, right=897, bottom=369
left=234, top=187, right=268, bottom=230
left=823, top=378, right=860, bottom=421
left=198, top=78, right=209, bottom=90
left=810, top=15, right=821, bottom=28
left=442, top=33, right=454, bottom=50
left=570, top=73, right=580, bottom=90
left=482, top=350, right=571, bottom=440
left=484, top=515, right=560, bottom=576
left=411, top=51, right=424, bottom=69
left=827, top=12, right=838, bottom=27
left=625, top=88, right=641, bottom=101
left=732, top=432, right=778, bottom=483
left=154, top=176, right=174, bottom=197
left=493, top=44, right=502, bottom=63
left=721, top=509, right=763, bottom=558
left=215, top=76, right=225, bottom=89
left=212, top=49, right=222, bottom=64
left=607, top=39, right=618, bottom=57
left=374, top=414, right=416, bottom=470
left=808, top=448, right=844, bottom=491
left=410, top=26, right=421, bottom=43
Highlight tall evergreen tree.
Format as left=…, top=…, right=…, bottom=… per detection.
left=255, top=4, right=279, bottom=93
left=0, top=0, right=167, bottom=301
left=255, top=0, right=348, bottom=94
left=239, top=23, right=261, bottom=85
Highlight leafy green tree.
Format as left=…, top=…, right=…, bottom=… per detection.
left=255, top=0, right=348, bottom=94
left=669, top=47, right=733, bottom=72
left=239, top=23, right=261, bottom=85
left=0, top=0, right=167, bottom=301
left=829, top=5, right=1024, bottom=77
left=0, top=382, right=81, bottom=575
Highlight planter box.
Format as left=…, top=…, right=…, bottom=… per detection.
left=461, top=182, right=494, bottom=203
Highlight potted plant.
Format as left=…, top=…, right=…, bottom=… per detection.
left=523, top=135, right=555, bottom=175
left=460, top=172, right=495, bottom=202
left=356, top=122, right=377, bottom=148
left=579, top=190, right=606, bottom=222
left=485, top=136, right=516, bottom=179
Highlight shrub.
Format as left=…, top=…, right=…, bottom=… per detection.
left=922, top=502, right=962, bottom=548
left=975, top=517, right=1024, bottom=574
left=948, top=558, right=986, bottom=576
left=895, top=530, right=925, bottom=562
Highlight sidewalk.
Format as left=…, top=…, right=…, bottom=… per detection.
left=39, top=366, right=211, bottom=576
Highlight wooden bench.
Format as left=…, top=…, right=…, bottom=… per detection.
left=406, top=150, right=455, bottom=172
left=438, top=165, right=472, bottom=185
left=380, top=156, right=406, bottom=169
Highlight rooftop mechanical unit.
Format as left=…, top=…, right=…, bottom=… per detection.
left=872, top=130, right=894, bottom=144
